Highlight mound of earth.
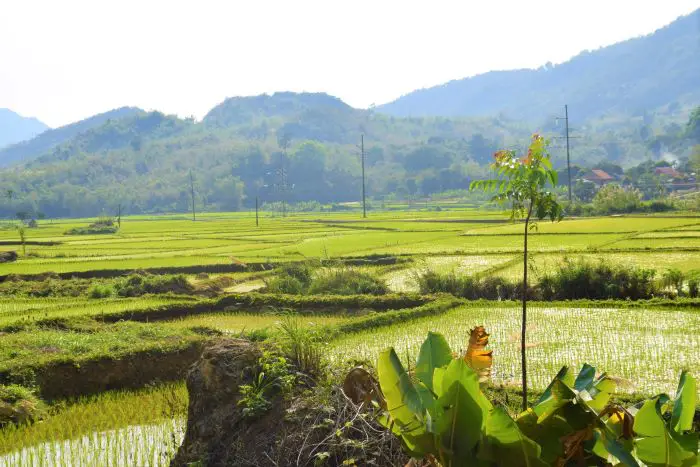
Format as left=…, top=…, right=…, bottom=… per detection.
left=0, top=251, right=17, bottom=263
left=171, top=339, right=405, bottom=467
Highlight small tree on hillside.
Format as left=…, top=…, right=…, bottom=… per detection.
left=471, top=134, right=563, bottom=410
left=16, top=226, right=26, bottom=256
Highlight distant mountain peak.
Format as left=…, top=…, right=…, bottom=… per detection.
left=0, top=107, right=145, bottom=167
left=0, top=108, right=49, bottom=149
left=204, top=92, right=353, bottom=127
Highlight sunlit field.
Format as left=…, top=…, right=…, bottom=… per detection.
left=0, top=210, right=698, bottom=465
left=328, top=304, right=700, bottom=395
left=2, top=212, right=698, bottom=276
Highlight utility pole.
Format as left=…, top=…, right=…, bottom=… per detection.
left=565, top=104, right=572, bottom=203
left=255, top=196, right=259, bottom=227
left=117, top=203, right=121, bottom=228
left=361, top=134, right=367, bottom=218
left=189, top=170, right=196, bottom=221
left=280, top=167, right=288, bottom=218
left=555, top=105, right=573, bottom=202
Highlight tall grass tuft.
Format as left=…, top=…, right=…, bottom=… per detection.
left=277, top=315, right=323, bottom=376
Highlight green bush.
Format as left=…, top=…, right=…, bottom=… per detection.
left=64, top=224, right=119, bottom=235
left=88, top=284, right=114, bottom=299
left=416, top=270, right=518, bottom=300
left=0, top=384, right=46, bottom=426
left=308, top=268, right=388, bottom=295
left=264, top=262, right=316, bottom=294
left=114, top=273, right=194, bottom=297
left=592, top=184, right=642, bottom=214
left=539, top=257, right=657, bottom=300
left=265, top=275, right=307, bottom=294
left=661, top=268, right=685, bottom=296
left=265, top=262, right=388, bottom=296
left=643, top=199, right=675, bottom=212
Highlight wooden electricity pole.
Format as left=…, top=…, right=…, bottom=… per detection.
left=255, top=196, right=259, bottom=227
left=189, top=170, right=196, bottom=221
left=564, top=105, right=572, bottom=203
left=358, top=134, right=367, bottom=218
left=117, top=203, right=121, bottom=228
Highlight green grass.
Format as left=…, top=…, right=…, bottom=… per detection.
left=0, top=321, right=203, bottom=375
left=1, top=211, right=699, bottom=463
left=0, top=383, right=186, bottom=464
left=162, top=312, right=353, bottom=333
left=3, top=213, right=698, bottom=276
left=0, top=296, right=197, bottom=328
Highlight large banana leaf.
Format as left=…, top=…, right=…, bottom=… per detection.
left=479, top=406, right=548, bottom=467
left=415, top=331, right=453, bottom=393
left=634, top=396, right=696, bottom=467
left=671, top=371, right=697, bottom=434
left=435, top=359, right=492, bottom=466
left=377, top=348, right=433, bottom=455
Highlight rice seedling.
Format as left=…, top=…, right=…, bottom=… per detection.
left=327, top=304, right=700, bottom=395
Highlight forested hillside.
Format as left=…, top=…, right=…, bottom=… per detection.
left=378, top=9, right=700, bottom=123
left=0, top=107, right=144, bottom=167
left=1, top=91, right=698, bottom=218
left=2, top=9, right=699, bottom=219
left=0, top=109, right=48, bottom=149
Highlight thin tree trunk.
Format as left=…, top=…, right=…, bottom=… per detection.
left=522, top=203, right=533, bottom=412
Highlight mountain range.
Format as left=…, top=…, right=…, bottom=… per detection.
left=0, top=9, right=698, bottom=218
left=378, top=8, right=700, bottom=123
left=0, top=109, right=48, bottom=150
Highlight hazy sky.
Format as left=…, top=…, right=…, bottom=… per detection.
left=1, top=0, right=698, bottom=127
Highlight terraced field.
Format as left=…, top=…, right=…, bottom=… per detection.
left=0, top=210, right=698, bottom=465
left=2, top=212, right=698, bottom=277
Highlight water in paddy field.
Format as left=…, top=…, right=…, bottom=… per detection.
left=0, top=418, right=185, bottom=467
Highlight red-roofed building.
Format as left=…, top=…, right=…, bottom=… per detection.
left=582, top=169, right=614, bottom=186
left=654, top=166, right=682, bottom=179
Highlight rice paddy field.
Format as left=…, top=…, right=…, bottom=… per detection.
left=0, top=210, right=698, bottom=465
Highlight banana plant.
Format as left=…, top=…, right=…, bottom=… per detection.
left=632, top=370, right=698, bottom=467
left=377, top=331, right=545, bottom=466
left=376, top=332, right=699, bottom=467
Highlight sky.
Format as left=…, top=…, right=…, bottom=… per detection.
left=1, top=0, right=698, bottom=128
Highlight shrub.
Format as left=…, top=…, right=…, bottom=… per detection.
left=688, top=278, right=699, bottom=298
left=265, top=275, right=307, bottom=294
left=592, top=184, right=642, bottom=214
left=416, top=270, right=518, bottom=300
left=644, top=199, right=675, bottom=212
left=114, top=273, right=194, bottom=297
left=308, top=268, right=388, bottom=295
left=88, top=284, right=114, bottom=299
left=661, top=268, right=685, bottom=296
left=539, top=258, right=657, bottom=300
left=0, top=384, right=46, bottom=427
left=65, top=224, right=119, bottom=235
left=265, top=262, right=388, bottom=296
left=238, top=351, right=295, bottom=419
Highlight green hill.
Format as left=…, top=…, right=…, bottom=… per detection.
left=0, top=107, right=144, bottom=167
left=0, top=91, right=696, bottom=218
left=377, top=9, right=700, bottom=123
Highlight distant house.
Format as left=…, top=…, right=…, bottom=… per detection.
left=582, top=169, right=614, bottom=186
left=654, top=166, right=683, bottom=179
